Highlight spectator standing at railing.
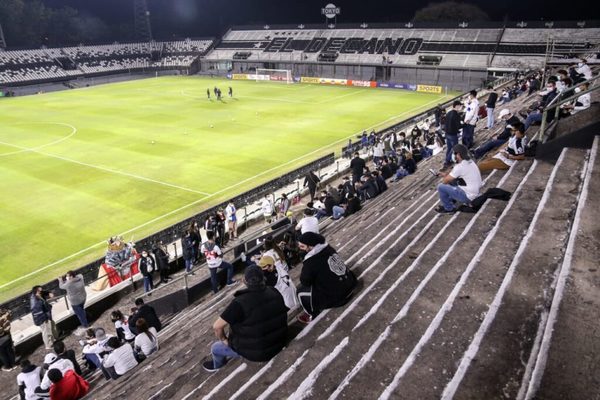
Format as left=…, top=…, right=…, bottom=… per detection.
left=152, top=241, right=171, bottom=283
left=485, top=86, right=498, bottom=129
left=58, top=271, right=88, bottom=335
left=139, top=250, right=156, bottom=294
left=277, top=193, right=290, bottom=218
left=182, top=230, right=195, bottom=275
left=0, top=308, right=16, bottom=371
left=303, top=170, right=321, bottom=202
left=434, top=105, right=443, bottom=127
left=31, top=286, right=57, bottom=350
left=215, top=210, right=227, bottom=247
left=201, top=232, right=237, bottom=294
left=443, top=100, right=463, bottom=169
left=462, top=90, right=479, bottom=149
left=189, top=221, right=201, bottom=263
left=225, top=200, right=238, bottom=240
left=373, top=139, right=385, bottom=166
left=261, top=195, right=274, bottom=224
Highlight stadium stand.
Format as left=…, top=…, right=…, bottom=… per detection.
left=59, top=75, right=597, bottom=399
left=207, top=22, right=599, bottom=70
left=0, top=39, right=213, bottom=85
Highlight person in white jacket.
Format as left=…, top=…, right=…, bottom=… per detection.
left=462, top=90, right=479, bottom=149
left=258, top=255, right=297, bottom=310
left=261, top=195, right=273, bottom=224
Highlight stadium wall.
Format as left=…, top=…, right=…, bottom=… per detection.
left=200, top=60, right=488, bottom=92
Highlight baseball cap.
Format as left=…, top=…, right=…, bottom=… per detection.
left=498, top=109, right=511, bottom=119
left=257, top=255, right=275, bottom=269
left=44, top=353, right=58, bottom=365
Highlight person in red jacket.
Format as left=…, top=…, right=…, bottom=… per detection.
left=47, top=368, right=89, bottom=400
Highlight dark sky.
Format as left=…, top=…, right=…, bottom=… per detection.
left=42, top=0, right=596, bottom=40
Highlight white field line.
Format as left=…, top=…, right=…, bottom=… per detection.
left=202, top=363, right=247, bottom=400
left=379, top=161, right=538, bottom=400
left=0, top=140, right=212, bottom=196
left=318, top=89, right=364, bottom=104
left=256, top=349, right=310, bottom=400
left=229, top=359, right=274, bottom=400
left=288, top=337, right=350, bottom=400
left=438, top=156, right=561, bottom=399
left=0, top=94, right=448, bottom=290
left=0, top=122, right=77, bottom=157
left=522, top=140, right=597, bottom=400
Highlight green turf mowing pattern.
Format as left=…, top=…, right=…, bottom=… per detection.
left=0, top=76, right=453, bottom=300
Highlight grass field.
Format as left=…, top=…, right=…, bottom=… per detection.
left=0, top=76, right=453, bottom=301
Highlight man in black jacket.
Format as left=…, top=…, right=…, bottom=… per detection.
left=303, top=170, right=321, bottom=202
left=485, top=86, right=498, bottom=129
left=203, top=265, right=288, bottom=372
left=443, top=100, right=463, bottom=168
left=129, top=298, right=161, bottom=335
left=473, top=109, right=521, bottom=159
left=349, top=152, right=367, bottom=184
left=523, top=80, right=558, bottom=131
left=296, top=232, right=357, bottom=324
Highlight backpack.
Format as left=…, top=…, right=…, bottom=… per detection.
left=525, top=140, right=538, bottom=157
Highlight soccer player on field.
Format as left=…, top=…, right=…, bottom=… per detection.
left=228, top=87, right=233, bottom=97
left=207, top=88, right=210, bottom=99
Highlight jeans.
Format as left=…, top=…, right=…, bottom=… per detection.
left=445, top=134, right=459, bottom=164
left=211, top=341, right=240, bottom=368
left=395, top=168, right=409, bottom=180
left=462, top=124, right=475, bottom=149
left=524, top=112, right=542, bottom=131
left=474, top=138, right=507, bottom=159
left=143, top=276, right=153, bottom=293
left=72, top=303, right=89, bottom=328
left=85, top=353, right=102, bottom=369
left=332, top=205, right=345, bottom=219
left=209, top=261, right=235, bottom=293
left=184, top=258, right=193, bottom=273
left=438, top=183, right=471, bottom=211
left=486, top=107, right=494, bottom=128
left=0, top=336, right=16, bottom=368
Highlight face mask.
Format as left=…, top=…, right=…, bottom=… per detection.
left=451, top=153, right=457, bottom=163
left=574, top=87, right=582, bottom=93
left=578, top=63, right=583, bottom=68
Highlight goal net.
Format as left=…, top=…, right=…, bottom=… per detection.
left=255, top=68, right=293, bottom=84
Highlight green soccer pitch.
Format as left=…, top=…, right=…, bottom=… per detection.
left=0, top=75, right=454, bottom=301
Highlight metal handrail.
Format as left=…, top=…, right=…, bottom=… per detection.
left=535, top=74, right=600, bottom=142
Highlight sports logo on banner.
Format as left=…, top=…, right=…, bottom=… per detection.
left=416, top=84, right=443, bottom=94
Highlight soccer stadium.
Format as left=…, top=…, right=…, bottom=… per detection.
left=0, top=1, right=599, bottom=399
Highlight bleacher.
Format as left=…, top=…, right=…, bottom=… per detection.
left=0, top=39, right=213, bottom=85
left=73, top=78, right=600, bottom=399
left=207, top=22, right=600, bottom=70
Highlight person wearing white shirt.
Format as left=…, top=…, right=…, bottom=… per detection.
left=295, top=209, right=319, bottom=234
left=478, top=123, right=527, bottom=173
left=576, top=59, right=592, bottom=80
left=462, top=90, right=479, bottom=149
left=225, top=201, right=238, bottom=240
left=261, top=196, right=273, bottom=223
left=17, top=360, right=42, bottom=400
left=37, top=353, right=74, bottom=392
left=133, top=318, right=159, bottom=357
left=561, top=82, right=591, bottom=116
left=436, top=144, right=482, bottom=213
left=101, top=337, right=138, bottom=379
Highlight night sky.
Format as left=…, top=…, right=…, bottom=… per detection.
left=41, top=0, right=596, bottom=40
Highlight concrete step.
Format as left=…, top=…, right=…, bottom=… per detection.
left=441, top=148, right=588, bottom=400
left=530, top=137, right=600, bottom=400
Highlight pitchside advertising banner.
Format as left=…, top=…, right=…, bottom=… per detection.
left=416, top=84, right=443, bottom=94
left=227, top=73, right=435, bottom=92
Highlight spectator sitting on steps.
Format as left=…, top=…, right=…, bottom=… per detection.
left=473, top=109, right=521, bottom=159
left=47, top=368, right=89, bottom=400
left=295, top=208, right=319, bottom=235
left=478, top=123, right=528, bottom=173
left=128, top=298, right=161, bottom=335
left=296, top=232, right=358, bottom=324
left=435, top=144, right=482, bottom=214
left=203, top=265, right=288, bottom=372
